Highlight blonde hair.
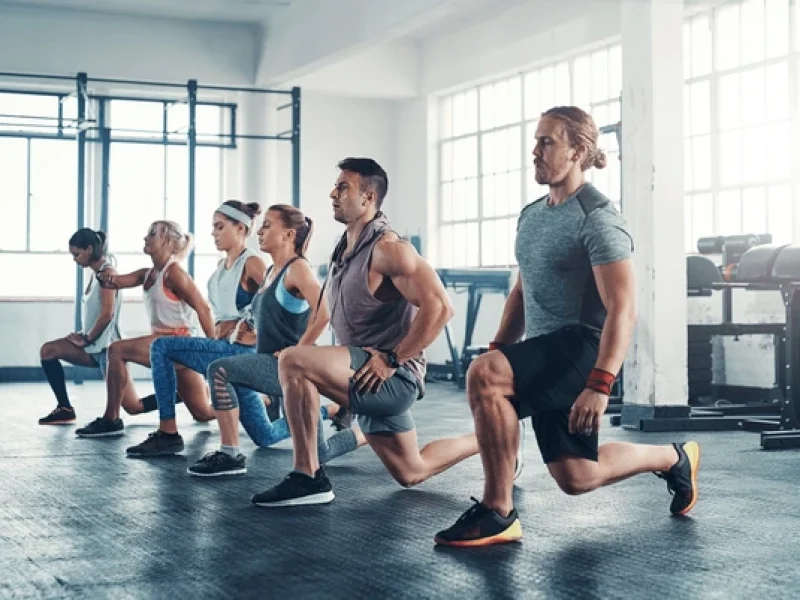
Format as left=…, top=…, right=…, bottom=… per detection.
left=153, top=220, right=194, bottom=262
left=542, top=106, right=607, bottom=171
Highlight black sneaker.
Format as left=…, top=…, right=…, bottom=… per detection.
left=330, top=406, right=354, bottom=432
left=39, top=406, right=76, bottom=425
left=126, top=430, right=184, bottom=457
left=434, top=497, right=523, bottom=547
left=655, top=441, right=701, bottom=516
left=75, top=417, right=124, bottom=437
left=188, top=451, right=246, bottom=477
left=251, top=467, right=334, bottom=507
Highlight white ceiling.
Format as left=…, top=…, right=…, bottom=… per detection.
left=0, top=0, right=294, bottom=23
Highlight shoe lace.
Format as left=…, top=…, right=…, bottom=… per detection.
left=455, top=497, right=489, bottom=525
left=654, top=471, right=676, bottom=496
left=200, top=451, right=227, bottom=465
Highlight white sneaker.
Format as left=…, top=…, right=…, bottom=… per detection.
left=514, top=421, right=525, bottom=481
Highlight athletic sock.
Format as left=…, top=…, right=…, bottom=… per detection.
left=220, top=444, right=240, bottom=457
left=41, top=359, right=71, bottom=409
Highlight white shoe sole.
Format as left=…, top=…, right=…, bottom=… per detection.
left=187, top=467, right=247, bottom=477
left=252, top=490, right=335, bottom=507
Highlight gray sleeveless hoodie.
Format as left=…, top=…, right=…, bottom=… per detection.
left=326, top=213, right=426, bottom=396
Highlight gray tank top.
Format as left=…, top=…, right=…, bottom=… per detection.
left=326, top=213, right=426, bottom=395
left=252, top=257, right=310, bottom=355
left=83, top=263, right=123, bottom=353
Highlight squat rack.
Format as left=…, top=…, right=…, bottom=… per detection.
left=0, top=70, right=301, bottom=337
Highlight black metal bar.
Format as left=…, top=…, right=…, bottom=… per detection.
left=197, top=84, right=292, bottom=95
left=276, top=101, right=293, bottom=111
left=688, top=323, right=786, bottom=336
left=0, top=113, right=60, bottom=121
left=187, top=79, right=197, bottom=278
left=291, top=87, right=301, bottom=208
left=0, top=71, right=76, bottom=81
left=162, top=102, right=169, bottom=145
left=722, top=287, right=733, bottom=323
left=74, top=72, right=88, bottom=361
left=230, top=104, right=237, bottom=146
left=99, top=101, right=110, bottom=233
left=88, top=76, right=187, bottom=89
left=782, top=287, right=800, bottom=429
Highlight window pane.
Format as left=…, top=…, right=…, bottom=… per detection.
left=765, top=62, right=789, bottom=122
left=767, top=122, right=791, bottom=181
left=608, top=45, right=622, bottom=99
left=441, top=182, right=453, bottom=222
left=504, top=77, right=522, bottom=125
left=740, top=0, right=765, bottom=65
left=717, top=73, right=741, bottom=131
left=507, top=218, right=517, bottom=265
left=482, top=131, right=497, bottom=175
left=689, top=80, right=711, bottom=135
left=194, top=147, right=222, bottom=253
left=608, top=100, right=620, bottom=125
left=766, top=0, right=790, bottom=58
left=607, top=153, right=621, bottom=203
left=741, top=126, right=766, bottom=185
left=452, top=179, right=467, bottom=221
left=683, top=22, right=692, bottom=80
left=479, top=84, right=495, bottom=131
left=538, top=67, right=555, bottom=120
left=591, top=49, right=609, bottom=103
left=684, top=138, right=693, bottom=192
left=715, top=4, right=741, bottom=71
left=481, top=220, right=495, bottom=266
left=507, top=170, right=522, bottom=215
left=109, top=144, right=165, bottom=252
left=592, top=104, right=609, bottom=129
left=493, top=172, right=509, bottom=218
left=452, top=90, right=478, bottom=136
left=165, top=145, right=188, bottom=229
left=741, top=67, right=765, bottom=127
left=110, top=100, right=164, bottom=139
left=741, top=187, right=767, bottom=232
left=692, top=135, right=711, bottom=190
left=439, top=96, right=453, bottom=139
left=685, top=196, right=694, bottom=253
left=717, top=190, right=742, bottom=235
left=770, top=186, right=793, bottom=243
left=691, top=193, right=714, bottom=243
left=555, top=61, right=571, bottom=105
left=452, top=223, right=466, bottom=267
left=691, top=16, right=712, bottom=77
left=524, top=71, right=539, bottom=121
left=29, top=140, right=77, bottom=252
left=439, top=224, right=452, bottom=268
left=719, top=130, right=742, bottom=186
left=463, top=178, right=478, bottom=221
left=504, top=126, right=521, bottom=172
left=195, top=254, right=223, bottom=297
left=441, top=142, right=453, bottom=182
left=0, top=92, right=59, bottom=134
left=482, top=175, right=496, bottom=219
left=466, top=222, right=479, bottom=267
left=0, top=138, right=28, bottom=251
left=573, top=55, right=592, bottom=107
left=0, top=253, right=73, bottom=298
left=453, top=136, right=478, bottom=179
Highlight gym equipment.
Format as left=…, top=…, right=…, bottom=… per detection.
left=433, top=268, right=511, bottom=388
left=618, top=237, right=800, bottom=449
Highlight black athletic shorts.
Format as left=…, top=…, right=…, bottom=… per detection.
left=499, top=324, right=601, bottom=463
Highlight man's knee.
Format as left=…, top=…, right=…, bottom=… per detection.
left=278, top=347, right=308, bottom=383
left=466, top=353, right=510, bottom=404
left=551, top=470, right=596, bottom=496
left=392, top=470, right=424, bottom=489
left=107, top=341, right=125, bottom=361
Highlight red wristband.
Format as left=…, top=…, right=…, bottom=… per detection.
left=586, top=368, right=615, bottom=396
left=488, top=341, right=505, bottom=351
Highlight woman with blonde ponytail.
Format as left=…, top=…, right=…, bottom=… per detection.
left=73, top=220, right=216, bottom=439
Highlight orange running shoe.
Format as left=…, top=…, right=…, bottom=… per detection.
left=434, top=498, right=523, bottom=547
left=656, top=441, right=701, bottom=516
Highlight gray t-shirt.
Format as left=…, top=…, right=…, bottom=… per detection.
left=515, top=183, right=633, bottom=339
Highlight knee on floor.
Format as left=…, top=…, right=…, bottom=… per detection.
left=552, top=472, right=596, bottom=496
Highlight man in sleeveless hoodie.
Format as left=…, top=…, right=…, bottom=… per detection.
left=434, top=107, right=701, bottom=548
left=251, top=157, right=479, bottom=507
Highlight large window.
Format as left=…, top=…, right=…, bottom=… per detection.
left=683, top=0, right=795, bottom=252
left=437, top=44, right=622, bottom=268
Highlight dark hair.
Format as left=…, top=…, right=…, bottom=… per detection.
left=337, top=157, right=389, bottom=208
left=268, top=204, right=314, bottom=257
left=542, top=106, right=607, bottom=170
left=218, top=200, right=262, bottom=232
left=69, top=228, right=108, bottom=262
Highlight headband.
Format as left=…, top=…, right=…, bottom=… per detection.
left=217, top=204, right=252, bottom=226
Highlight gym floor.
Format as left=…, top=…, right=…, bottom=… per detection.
left=3, top=381, right=800, bottom=599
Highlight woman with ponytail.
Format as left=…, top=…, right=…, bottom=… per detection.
left=186, top=204, right=364, bottom=477
left=37, top=229, right=125, bottom=425
left=73, top=220, right=216, bottom=438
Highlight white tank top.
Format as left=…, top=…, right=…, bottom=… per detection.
left=207, top=248, right=256, bottom=323
left=82, top=263, right=124, bottom=353
left=143, top=257, right=198, bottom=334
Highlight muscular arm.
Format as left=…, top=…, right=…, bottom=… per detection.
left=84, top=286, right=116, bottom=343
left=284, top=259, right=330, bottom=346
left=98, top=268, right=148, bottom=290
left=593, top=258, right=637, bottom=376
left=372, top=236, right=454, bottom=363
left=164, top=263, right=216, bottom=338
left=492, top=273, right=526, bottom=345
